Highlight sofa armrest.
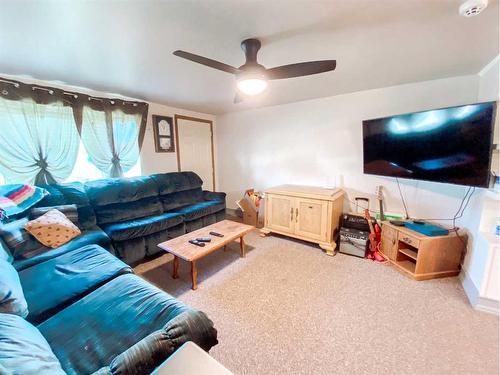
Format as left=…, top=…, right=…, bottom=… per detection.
left=92, top=310, right=218, bottom=375
left=203, top=190, right=226, bottom=202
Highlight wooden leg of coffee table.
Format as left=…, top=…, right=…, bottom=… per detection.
left=172, top=256, right=179, bottom=279
left=191, top=261, right=198, bottom=290
left=223, top=245, right=227, bottom=252
left=240, top=236, right=245, bottom=258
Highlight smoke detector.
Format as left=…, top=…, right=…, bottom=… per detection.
left=459, top=0, right=488, bottom=17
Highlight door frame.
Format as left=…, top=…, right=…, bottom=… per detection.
left=174, top=114, right=216, bottom=191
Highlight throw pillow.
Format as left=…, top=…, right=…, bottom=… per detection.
left=0, top=259, right=29, bottom=318
left=0, top=218, right=50, bottom=260
left=24, top=209, right=81, bottom=249
left=30, top=204, right=79, bottom=226
left=0, top=184, right=48, bottom=222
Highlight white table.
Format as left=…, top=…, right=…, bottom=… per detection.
left=152, top=341, right=233, bottom=375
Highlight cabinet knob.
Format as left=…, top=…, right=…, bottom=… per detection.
left=290, top=207, right=293, bottom=221
left=296, top=208, right=299, bottom=222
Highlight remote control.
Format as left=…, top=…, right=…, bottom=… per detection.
left=196, top=237, right=212, bottom=242
left=209, top=231, right=224, bottom=237
left=389, top=220, right=406, bottom=227
left=189, top=239, right=205, bottom=247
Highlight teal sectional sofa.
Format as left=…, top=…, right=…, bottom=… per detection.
left=40, top=171, right=226, bottom=265
left=0, top=171, right=223, bottom=374
left=0, top=240, right=217, bottom=374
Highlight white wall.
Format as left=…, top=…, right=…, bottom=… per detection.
left=460, top=56, right=500, bottom=304
left=0, top=73, right=215, bottom=176
left=478, top=56, right=500, bottom=103
left=216, top=75, right=480, bottom=221
left=216, top=71, right=500, bottom=308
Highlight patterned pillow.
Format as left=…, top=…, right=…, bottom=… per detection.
left=0, top=218, right=50, bottom=260
left=24, top=209, right=81, bottom=249
left=30, top=204, right=79, bottom=226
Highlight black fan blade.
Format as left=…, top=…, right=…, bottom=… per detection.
left=234, top=92, right=244, bottom=104
left=266, top=60, right=336, bottom=80
left=173, top=50, right=239, bottom=75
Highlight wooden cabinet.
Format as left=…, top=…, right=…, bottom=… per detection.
left=381, top=222, right=467, bottom=281
left=380, top=225, right=398, bottom=261
left=260, top=185, right=344, bottom=255
left=266, top=194, right=296, bottom=233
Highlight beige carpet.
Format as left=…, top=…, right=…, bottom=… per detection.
left=135, top=230, right=499, bottom=375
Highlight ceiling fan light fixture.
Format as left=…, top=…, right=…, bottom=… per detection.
left=237, top=78, right=267, bottom=96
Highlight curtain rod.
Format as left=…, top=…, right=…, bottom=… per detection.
left=0, top=77, right=144, bottom=107
left=0, top=79, right=19, bottom=87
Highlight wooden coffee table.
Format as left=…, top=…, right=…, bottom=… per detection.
left=157, top=220, right=254, bottom=290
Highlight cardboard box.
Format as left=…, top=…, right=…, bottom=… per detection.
left=236, top=189, right=264, bottom=228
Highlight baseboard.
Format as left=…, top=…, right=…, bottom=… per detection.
left=474, top=297, right=500, bottom=315
left=460, top=270, right=499, bottom=315
left=225, top=208, right=239, bottom=217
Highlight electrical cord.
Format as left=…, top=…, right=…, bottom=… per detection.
left=451, top=187, right=475, bottom=250
left=396, top=178, right=410, bottom=219
left=345, top=183, right=476, bottom=235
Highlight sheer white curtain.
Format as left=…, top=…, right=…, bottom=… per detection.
left=80, top=107, right=142, bottom=178
left=0, top=97, right=80, bottom=184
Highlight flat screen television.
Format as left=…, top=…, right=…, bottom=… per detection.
left=362, top=102, right=496, bottom=188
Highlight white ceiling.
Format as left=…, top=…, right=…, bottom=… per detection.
left=0, top=0, right=498, bottom=114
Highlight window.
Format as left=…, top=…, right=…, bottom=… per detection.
left=0, top=97, right=144, bottom=185
left=64, top=141, right=142, bottom=183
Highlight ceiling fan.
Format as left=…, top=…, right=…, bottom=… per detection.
left=173, top=38, right=336, bottom=103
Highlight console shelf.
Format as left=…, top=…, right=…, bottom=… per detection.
left=380, top=222, right=467, bottom=281
left=399, top=247, right=418, bottom=261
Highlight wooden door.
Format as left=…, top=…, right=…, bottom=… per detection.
left=294, top=198, right=329, bottom=241
left=266, top=194, right=295, bottom=234
left=175, top=115, right=215, bottom=191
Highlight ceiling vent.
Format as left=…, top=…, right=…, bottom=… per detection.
left=459, top=0, right=488, bottom=17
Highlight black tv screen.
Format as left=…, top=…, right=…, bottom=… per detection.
left=363, top=102, right=496, bottom=187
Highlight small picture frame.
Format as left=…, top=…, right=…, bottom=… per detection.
left=152, top=115, right=175, bottom=153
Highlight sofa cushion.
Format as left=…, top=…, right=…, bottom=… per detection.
left=0, top=218, right=50, bottom=260
left=38, top=274, right=191, bottom=375
left=94, top=310, right=218, bottom=375
left=30, top=204, right=79, bottom=225
left=144, top=224, right=185, bottom=257
left=159, top=189, right=204, bottom=211
left=85, top=176, right=159, bottom=206
left=113, top=236, right=145, bottom=265
left=0, top=237, right=13, bottom=263
left=171, top=200, right=226, bottom=222
left=0, top=259, right=28, bottom=317
left=0, top=313, right=65, bottom=375
left=36, top=182, right=97, bottom=229
left=35, top=184, right=66, bottom=207
left=94, top=196, right=163, bottom=225
left=19, top=244, right=131, bottom=325
left=101, top=212, right=183, bottom=242
left=151, top=171, right=203, bottom=195
left=13, top=226, right=111, bottom=271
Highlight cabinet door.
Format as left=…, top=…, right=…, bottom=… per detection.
left=294, top=198, right=329, bottom=241
left=266, top=194, right=295, bottom=233
left=380, top=226, right=398, bottom=261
